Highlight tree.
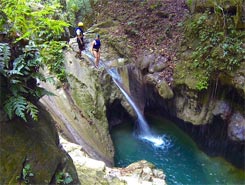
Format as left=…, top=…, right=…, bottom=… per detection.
left=0, top=0, right=69, bottom=122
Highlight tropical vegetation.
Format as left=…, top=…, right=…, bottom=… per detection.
left=0, top=0, right=69, bottom=122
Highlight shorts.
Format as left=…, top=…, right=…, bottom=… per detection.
left=77, top=38, right=85, bottom=51
left=93, top=48, right=99, bottom=52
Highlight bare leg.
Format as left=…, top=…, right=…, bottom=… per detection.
left=96, top=52, right=100, bottom=66
left=80, top=50, right=83, bottom=58
left=93, top=51, right=99, bottom=67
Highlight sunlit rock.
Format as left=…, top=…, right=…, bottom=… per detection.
left=60, top=137, right=167, bottom=185
left=40, top=45, right=115, bottom=166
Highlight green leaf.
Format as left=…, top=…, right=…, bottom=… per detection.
left=4, top=96, right=28, bottom=121
left=24, top=164, right=31, bottom=170
left=26, top=101, right=38, bottom=121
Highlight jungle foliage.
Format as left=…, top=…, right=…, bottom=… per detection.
left=176, top=5, right=245, bottom=91
left=0, top=0, right=69, bottom=122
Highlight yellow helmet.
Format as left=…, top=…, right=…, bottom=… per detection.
left=78, top=22, right=84, bottom=27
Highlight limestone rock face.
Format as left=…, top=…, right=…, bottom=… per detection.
left=173, top=89, right=214, bottom=125
left=0, top=107, right=79, bottom=185
left=60, top=137, right=167, bottom=185
left=40, top=47, right=115, bottom=166
left=145, top=74, right=174, bottom=99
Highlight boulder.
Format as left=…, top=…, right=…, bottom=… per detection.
left=156, top=80, right=174, bottom=99
left=145, top=74, right=174, bottom=99
left=228, top=112, right=245, bottom=141
left=212, top=101, right=232, bottom=120
left=0, top=107, right=79, bottom=185
left=60, top=137, right=167, bottom=185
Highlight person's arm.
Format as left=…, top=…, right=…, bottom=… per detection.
left=90, top=41, right=95, bottom=53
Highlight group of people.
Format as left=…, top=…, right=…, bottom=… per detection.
left=75, top=22, right=101, bottom=68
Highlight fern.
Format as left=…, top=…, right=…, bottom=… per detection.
left=26, top=101, right=38, bottom=121
left=0, top=43, right=11, bottom=70
left=3, top=96, right=39, bottom=122
left=0, top=44, right=49, bottom=122
left=4, top=96, right=28, bottom=121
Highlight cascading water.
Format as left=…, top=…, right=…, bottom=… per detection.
left=112, top=77, right=151, bottom=136
left=109, top=69, right=167, bottom=147
left=83, top=50, right=168, bottom=148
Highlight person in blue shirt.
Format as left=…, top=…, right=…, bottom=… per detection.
left=90, top=34, right=101, bottom=68
left=75, top=22, right=84, bottom=58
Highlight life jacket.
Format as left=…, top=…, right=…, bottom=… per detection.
left=93, top=39, right=101, bottom=50
left=75, top=27, right=83, bottom=37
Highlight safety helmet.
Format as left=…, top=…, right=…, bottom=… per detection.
left=78, top=22, right=84, bottom=27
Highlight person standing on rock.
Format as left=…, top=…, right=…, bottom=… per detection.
left=90, top=34, right=101, bottom=68
left=75, top=22, right=85, bottom=59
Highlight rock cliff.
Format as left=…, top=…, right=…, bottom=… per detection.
left=80, top=1, right=245, bottom=169
left=0, top=106, right=79, bottom=185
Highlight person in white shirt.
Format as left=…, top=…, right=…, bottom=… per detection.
left=75, top=22, right=84, bottom=59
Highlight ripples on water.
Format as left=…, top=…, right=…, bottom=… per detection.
left=111, top=115, right=245, bottom=185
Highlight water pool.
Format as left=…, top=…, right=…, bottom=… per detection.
left=111, top=115, right=245, bottom=185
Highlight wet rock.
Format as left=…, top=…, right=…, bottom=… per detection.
left=213, top=101, right=232, bottom=120
left=228, top=112, right=245, bottom=141
left=173, top=89, right=214, bottom=125
left=188, top=0, right=237, bottom=13
left=233, top=74, right=245, bottom=97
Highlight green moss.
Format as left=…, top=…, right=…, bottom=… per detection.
left=175, top=9, right=245, bottom=91
left=174, top=61, right=200, bottom=90
left=0, top=107, right=79, bottom=185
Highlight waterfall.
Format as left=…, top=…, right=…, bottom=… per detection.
left=107, top=68, right=165, bottom=146
left=83, top=50, right=164, bottom=147
left=110, top=72, right=151, bottom=136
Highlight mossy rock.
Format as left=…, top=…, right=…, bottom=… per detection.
left=173, top=60, right=200, bottom=90
left=157, top=80, right=174, bottom=99
left=0, top=106, right=79, bottom=185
